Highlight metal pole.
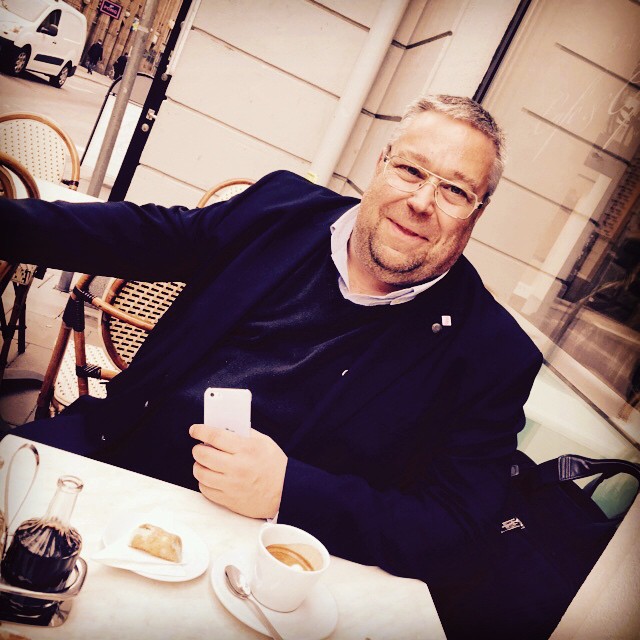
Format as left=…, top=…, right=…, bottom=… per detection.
left=81, top=76, right=122, bottom=166
left=308, top=0, right=409, bottom=186
left=86, top=0, right=160, bottom=197
left=55, top=270, right=74, bottom=292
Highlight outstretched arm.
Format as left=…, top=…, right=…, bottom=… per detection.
left=0, top=197, right=229, bottom=282
left=0, top=171, right=336, bottom=282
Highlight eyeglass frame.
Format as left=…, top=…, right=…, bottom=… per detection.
left=382, top=153, right=485, bottom=220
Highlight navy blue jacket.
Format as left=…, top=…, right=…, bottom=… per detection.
left=1, top=170, right=542, bottom=582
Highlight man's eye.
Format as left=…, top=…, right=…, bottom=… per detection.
left=442, top=182, right=470, bottom=201
left=397, top=164, right=423, bottom=180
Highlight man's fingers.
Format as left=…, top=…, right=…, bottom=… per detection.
left=189, top=423, right=245, bottom=452
left=191, top=425, right=286, bottom=519
left=192, top=443, right=233, bottom=473
left=193, top=460, right=225, bottom=487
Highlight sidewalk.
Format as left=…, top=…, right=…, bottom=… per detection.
left=73, top=66, right=113, bottom=89
left=0, top=271, right=103, bottom=428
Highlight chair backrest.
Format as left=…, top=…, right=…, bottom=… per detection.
left=0, top=151, right=40, bottom=199
left=0, top=112, right=80, bottom=189
left=37, top=176, right=256, bottom=414
left=101, top=279, right=186, bottom=369
left=197, top=178, right=254, bottom=207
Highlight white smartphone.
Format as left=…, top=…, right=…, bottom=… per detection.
left=203, top=387, right=252, bottom=437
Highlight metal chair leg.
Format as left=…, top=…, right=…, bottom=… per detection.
left=17, top=286, right=27, bottom=354
left=0, top=284, right=30, bottom=388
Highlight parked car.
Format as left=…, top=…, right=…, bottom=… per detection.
left=0, top=0, right=86, bottom=88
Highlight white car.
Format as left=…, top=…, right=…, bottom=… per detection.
left=0, top=0, right=87, bottom=88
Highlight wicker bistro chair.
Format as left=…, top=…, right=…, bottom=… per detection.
left=35, top=276, right=186, bottom=415
left=197, top=178, right=254, bottom=207
left=0, top=151, right=40, bottom=200
left=35, top=178, right=255, bottom=417
left=0, top=152, right=41, bottom=387
left=0, top=113, right=81, bottom=190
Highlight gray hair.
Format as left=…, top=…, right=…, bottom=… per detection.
left=388, top=95, right=506, bottom=198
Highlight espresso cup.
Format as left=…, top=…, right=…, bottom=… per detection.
left=251, top=523, right=330, bottom=612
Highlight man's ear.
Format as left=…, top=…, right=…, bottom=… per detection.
left=475, top=196, right=490, bottom=221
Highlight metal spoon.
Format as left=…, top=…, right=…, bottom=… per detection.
left=224, top=564, right=284, bottom=640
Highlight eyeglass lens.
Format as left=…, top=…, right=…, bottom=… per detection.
left=384, top=156, right=476, bottom=218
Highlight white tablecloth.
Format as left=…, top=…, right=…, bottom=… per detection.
left=0, top=435, right=446, bottom=639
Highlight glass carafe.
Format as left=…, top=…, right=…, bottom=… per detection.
left=0, top=475, right=83, bottom=625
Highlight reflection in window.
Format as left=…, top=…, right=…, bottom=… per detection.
left=551, top=148, right=639, bottom=413
left=480, top=0, right=640, bottom=423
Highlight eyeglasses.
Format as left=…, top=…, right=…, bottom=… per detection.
left=382, top=154, right=483, bottom=219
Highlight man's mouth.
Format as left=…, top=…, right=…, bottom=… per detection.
left=387, top=218, right=427, bottom=241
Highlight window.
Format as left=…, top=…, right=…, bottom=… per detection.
left=38, top=9, right=61, bottom=33
left=477, top=0, right=640, bottom=430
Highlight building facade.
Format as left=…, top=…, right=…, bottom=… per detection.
left=64, top=0, right=181, bottom=76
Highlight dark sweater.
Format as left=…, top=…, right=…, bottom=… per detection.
left=106, top=245, right=412, bottom=487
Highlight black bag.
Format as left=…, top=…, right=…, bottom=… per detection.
left=433, top=450, right=640, bottom=640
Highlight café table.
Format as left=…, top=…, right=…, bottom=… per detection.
left=37, top=180, right=102, bottom=204
left=0, top=435, right=447, bottom=639
left=9, top=176, right=103, bottom=204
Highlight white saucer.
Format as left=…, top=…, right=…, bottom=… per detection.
left=211, top=550, right=338, bottom=640
left=102, top=508, right=210, bottom=582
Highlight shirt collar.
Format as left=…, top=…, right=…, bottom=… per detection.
left=330, top=204, right=448, bottom=306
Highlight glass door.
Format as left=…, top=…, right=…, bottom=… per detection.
left=478, top=0, right=640, bottom=434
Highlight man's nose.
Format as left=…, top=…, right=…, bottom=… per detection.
left=406, top=178, right=438, bottom=214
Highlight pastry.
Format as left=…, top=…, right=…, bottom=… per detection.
left=129, top=523, right=182, bottom=562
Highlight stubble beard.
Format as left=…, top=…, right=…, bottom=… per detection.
left=358, top=216, right=471, bottom=288
left=369, top=225, right=424, bottom=275
left=355, top=217, right=433, bottom=287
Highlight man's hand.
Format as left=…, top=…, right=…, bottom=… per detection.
left=189, top=424, right=287, bottom=519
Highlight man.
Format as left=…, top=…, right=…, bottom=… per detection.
left=86, top=40, right=103, bottom=74
left=113, top=53, right=128, bottom=80
left=1, top=95, right=541, bottom=588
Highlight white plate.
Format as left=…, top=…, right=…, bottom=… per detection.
left=211, top=549, right=338, bottom=640
left=102, top=508, right=210, bottom=582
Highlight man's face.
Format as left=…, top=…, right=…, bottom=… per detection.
left=348, top=111, right=496, bottom=294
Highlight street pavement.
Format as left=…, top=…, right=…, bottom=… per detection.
left=1, top=270, right=104, bottom=428
left=0, top=66, right=116, bottom=198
